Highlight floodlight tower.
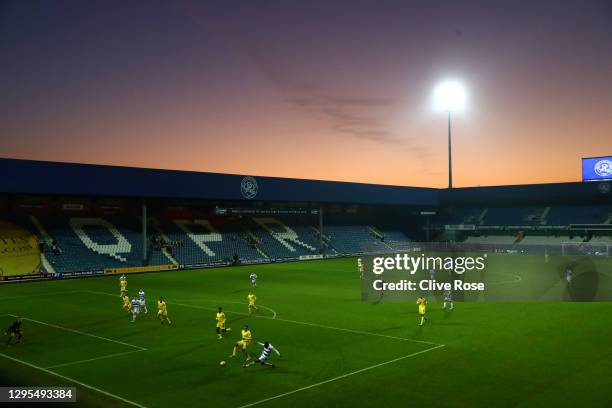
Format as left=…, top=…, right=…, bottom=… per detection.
left=433, top=80, right=467, bottom=189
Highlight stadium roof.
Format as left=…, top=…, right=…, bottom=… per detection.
left=1, top=158, right=609, bottom=206
left=0, top=158, right=437, bottom=205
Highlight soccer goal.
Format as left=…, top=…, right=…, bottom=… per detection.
left=561, top=242, right=610, bottom=257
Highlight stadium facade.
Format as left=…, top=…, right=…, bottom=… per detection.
left=1, top=158, right=610, bottom=281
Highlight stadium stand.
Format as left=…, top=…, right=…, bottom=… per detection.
left=324, top=226, right=390, bottom=255
left=590, top=235, right=612, bottom=243
left=483, top=207, right=549, bottom=226
left=463, top=235, right=518, bottom=245
left=437, top=207, right=486, bottom=225
left=29, top=216, right=173, bottom=273
left=2, top=202, right=610, bottom=274
left=0, top=218, right=42, bottom=275
left=249, top=217, right=319, bottom=259
left=156, top=218, right=264, bottom=267
left=546, top=206, right=612, bottom=226
left=437, top=205, right=612, bottom=228
left=519, top=235, right=578, bottom=245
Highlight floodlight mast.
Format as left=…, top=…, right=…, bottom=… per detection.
left=433, top=80, right=466, bottom=189
left=447, top=110, right=452, bottom=189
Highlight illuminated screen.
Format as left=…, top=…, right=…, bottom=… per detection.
left=582, top=156, right=612, bottom=181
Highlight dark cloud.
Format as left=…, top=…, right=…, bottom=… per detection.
left=285, top=92, right=400, bottom=143
left=237, top=44, right=403, bottom=144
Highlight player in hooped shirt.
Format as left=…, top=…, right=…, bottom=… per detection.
left=243, top=341, right=281, bottom=368
left=443, top=289, right=454, bottom=310
left=131, top=297, right=141, bottom=322
left=138, top=289, right=148, bottom=314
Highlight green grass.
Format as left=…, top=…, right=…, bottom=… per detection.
left=1, top=257, right=612, bottom=408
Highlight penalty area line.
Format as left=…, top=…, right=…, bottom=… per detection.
left=0, top=352, right=147, bottom=408
left=7, top=314, right=147, bottom=351
left=256, top=315, right=442, bottom=346
left=236, top=344, right=445, bottom=408
left=45, top=349, right=147, bottom=369
left=174, top=298, right=277, bottom=319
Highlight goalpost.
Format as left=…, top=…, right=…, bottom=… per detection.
left=561, top=242, right=610, bottom=257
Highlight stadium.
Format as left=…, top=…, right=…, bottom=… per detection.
left=1, top=157, right=611, bottom=407
left=2, top=1, right=612, bottom=407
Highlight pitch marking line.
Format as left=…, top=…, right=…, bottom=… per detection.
left=82, top=290, right=442, bottom=347
left=7, top=314, right=147, bottom=351
left=176, top=298, right=277, bottom=319
left=82, top=290, right=279, bottom=320
left=167, top=298, right=441, bottom=347
left=257, top=316, right=441, bottom=346
left=174, top=301, right=441, bottom=346
left=45, top=349, right=146, bottom=369
left=0, top=352, right=147, bottom=408
left=237, top=344, right=445, bottom=408
left=168, top=298, right=446, bottom=407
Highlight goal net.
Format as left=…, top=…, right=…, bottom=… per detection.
left=561, top=242, right=610, bottom=257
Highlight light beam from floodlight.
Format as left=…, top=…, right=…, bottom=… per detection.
left=433, top=80, right=467, bottom=189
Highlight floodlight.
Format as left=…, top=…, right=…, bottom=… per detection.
left=433, top=80, right=467, bottom=112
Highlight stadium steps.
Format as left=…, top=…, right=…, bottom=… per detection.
left=151, top=218, right=172, bottom=243
left=254, top=218, right=318, bottom=253
left=29, top=215, right=53, bottom=245
left=254, top=245, right=269, bottom=259
left=29, top=215, right=59, bottom=273
left=40, top=254, right=55, bottom=273
left=162, top=247, right=179, bottom=266
left=151, top=218, right=180, bottom=266
left=540, top=207, right=550, bottom=225
left=477, top=208, right=488, bottom=225
left=239, top=225, right=270, bottom=259
left=311, top=227, right=337, bottom=255
left=249, top=218, right=319, bottom=259
left=368, top=226, right=384, bottom=240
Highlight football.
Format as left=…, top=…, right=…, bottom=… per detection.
left=219, top=361, right=226, bottom=367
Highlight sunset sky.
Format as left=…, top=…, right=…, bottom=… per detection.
left=1, top=0, right=611, bottom=188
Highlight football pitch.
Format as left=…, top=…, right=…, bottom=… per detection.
left=2, top=257, right=612, bottom=408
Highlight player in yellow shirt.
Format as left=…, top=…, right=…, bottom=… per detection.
left=119, top=275, right=127, bottom=296
left=121, top=293, right=131, bottom=313
left=416, top=296, right=427, bottom=326
left=215, top=307, right=231, bottom=339
left=230, top=325, right=252, bottom=361
left=247, top=292, right=258, bottom=316
left=157, top=297, right=171, bottom=325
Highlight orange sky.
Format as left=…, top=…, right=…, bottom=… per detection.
left=1, top=1, right=611, bottom=188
